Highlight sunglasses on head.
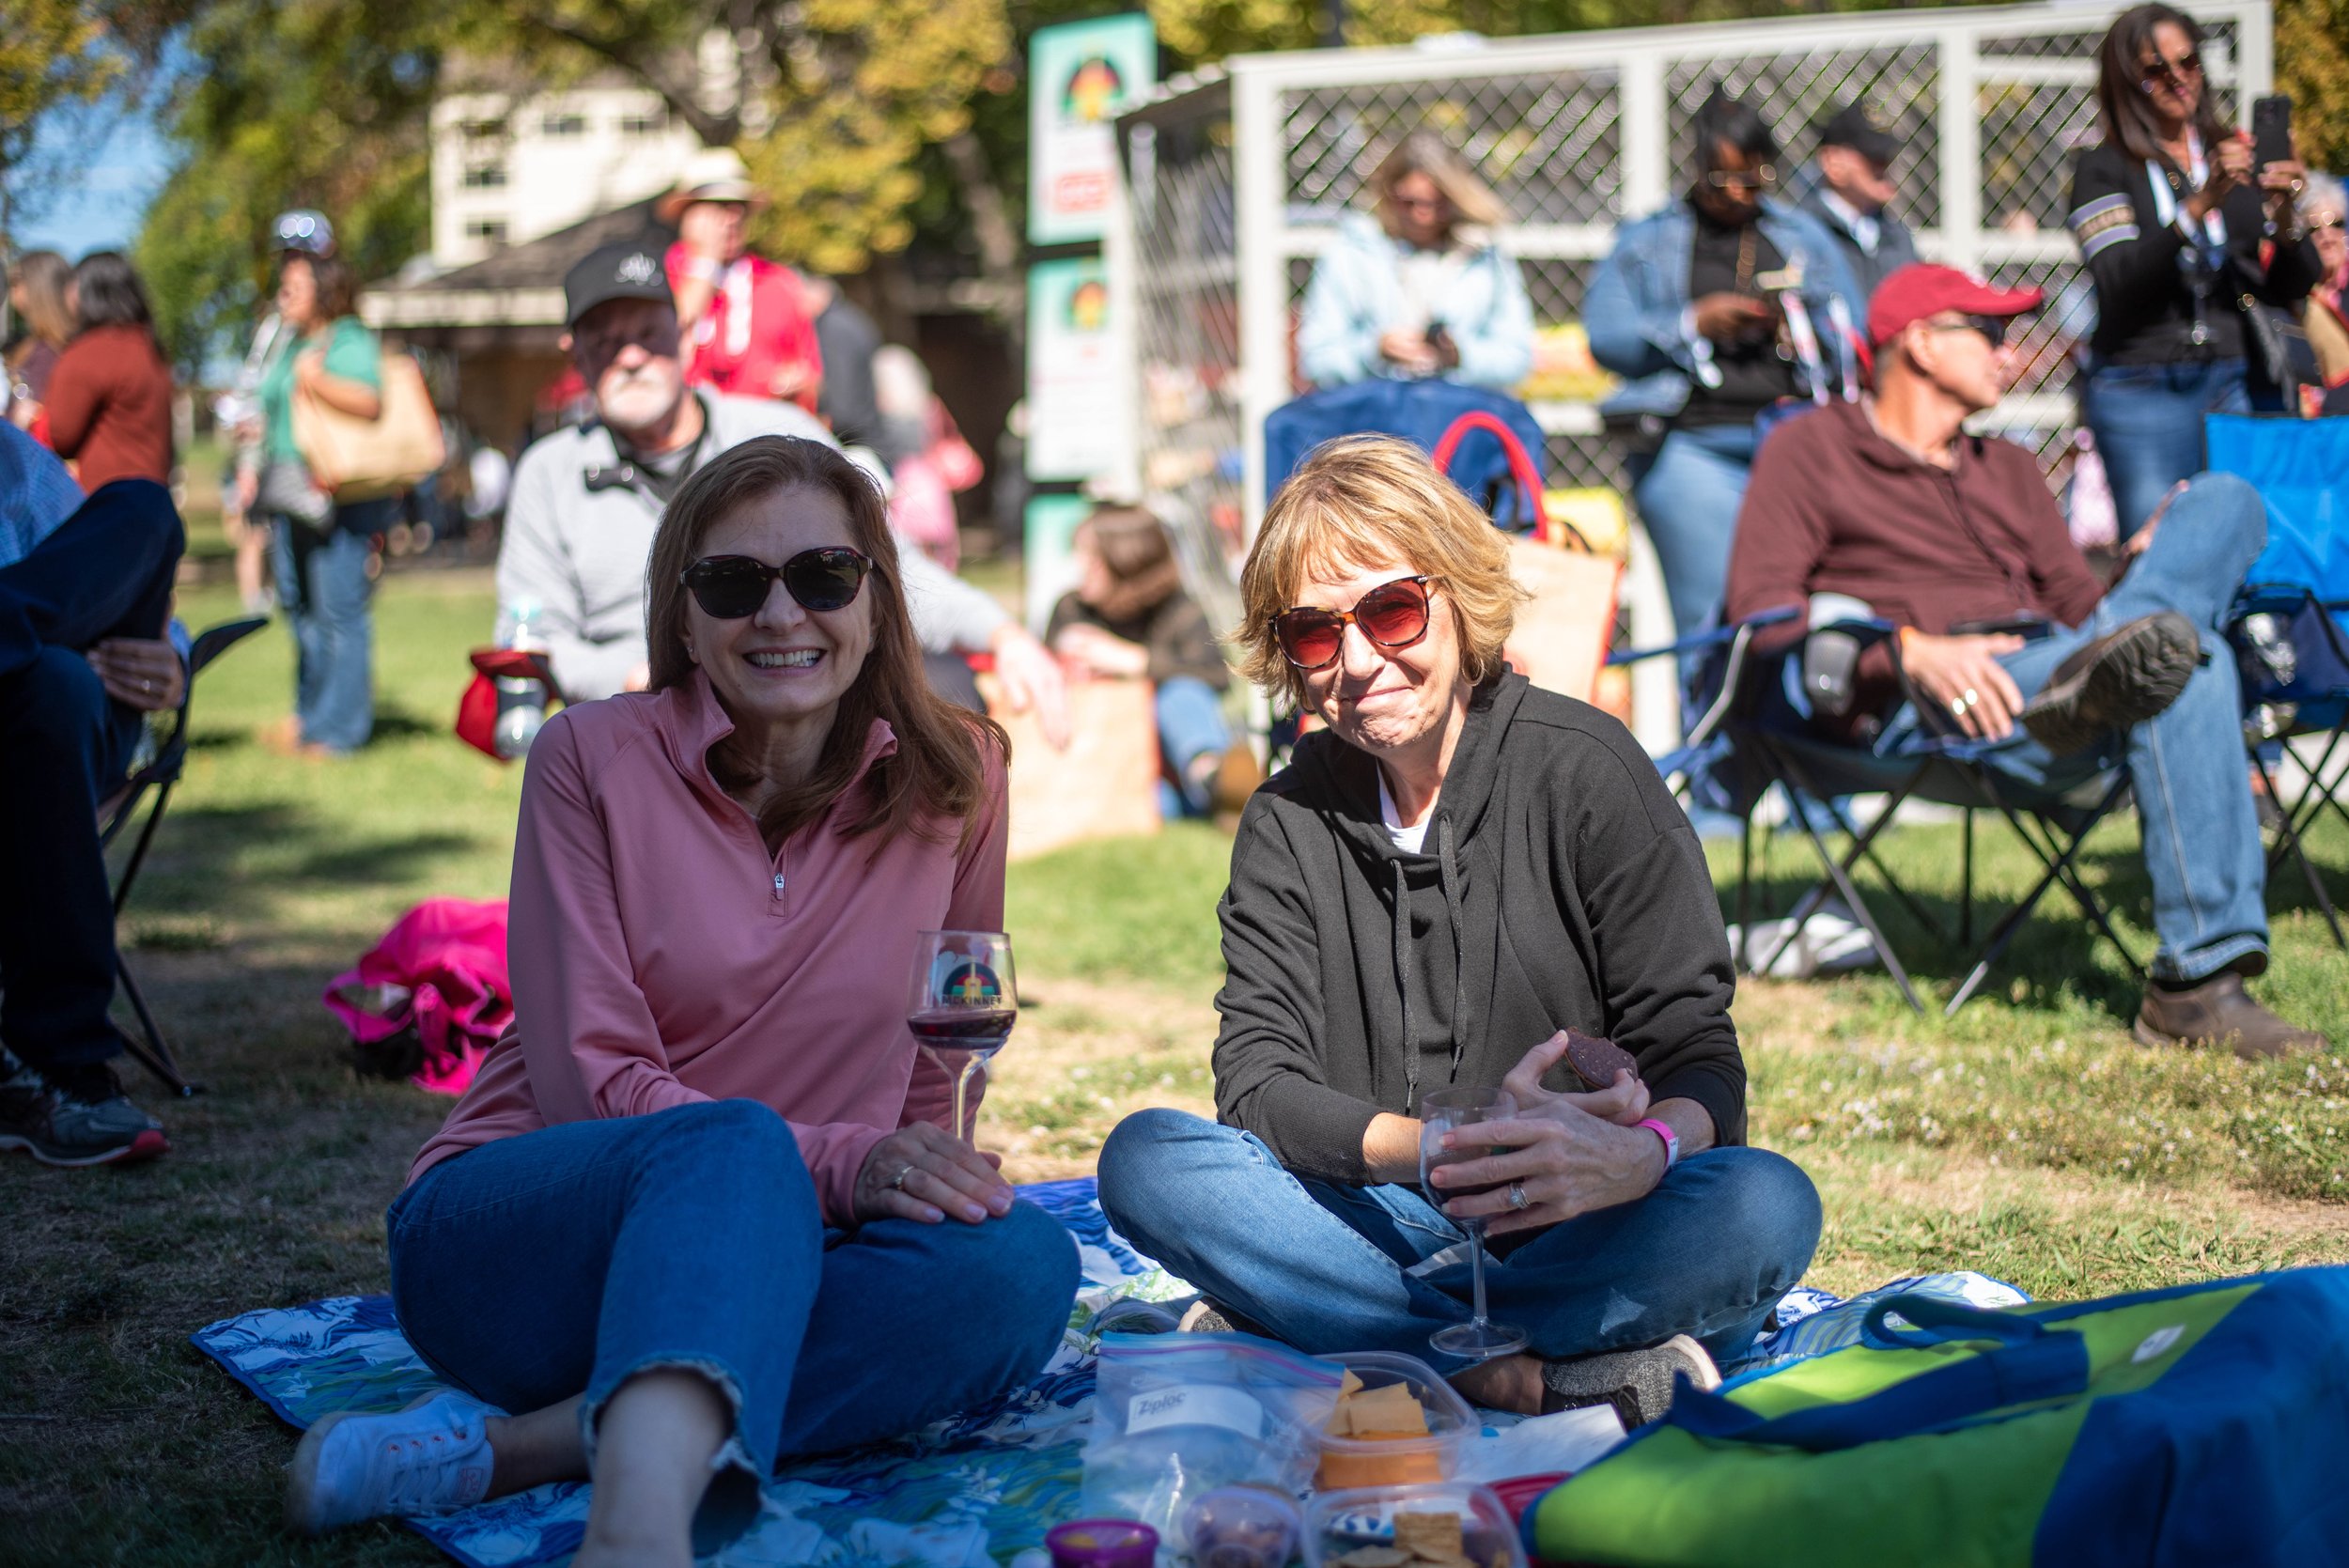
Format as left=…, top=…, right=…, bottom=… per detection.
left=681, top=549, right=873, bottom=619
left=2139, top=50, right=2201, bottom=91
left=1272, top=576, right=1437, bottom=670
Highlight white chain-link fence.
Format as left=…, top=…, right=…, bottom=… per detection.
left=1113, top=2, right=2273, bottom=731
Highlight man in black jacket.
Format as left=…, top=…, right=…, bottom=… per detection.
left=1098, top=436, right=1819, bottom=1426
left=1795, top=101, right=1919, bottom=303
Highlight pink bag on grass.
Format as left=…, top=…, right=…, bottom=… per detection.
left=322, top=898, right=511, bottom=1095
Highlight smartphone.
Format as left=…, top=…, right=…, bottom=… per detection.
left=2251, top=94, right=2294, bottom=173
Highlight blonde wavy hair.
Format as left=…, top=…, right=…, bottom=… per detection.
left=1237, top=434, right=1524, bottom=712
left=1372, top=131, right=1508, bottom=238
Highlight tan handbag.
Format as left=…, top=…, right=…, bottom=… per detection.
left=292, top=349, right=445, bottom=501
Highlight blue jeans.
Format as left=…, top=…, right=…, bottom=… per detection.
left=388, top=1101, right=1078, bottom=1552
left=0, top=481, right=181, bottom=1078
left=1097, top=1110, right=1821, bottom=1374
left=1877, top=472, right=2269, bottom=981
left=1156, top=675, right=1231, bottom=818
left=1627, top=423, right=1759, bottom=644
left=2080, top=357, right=2250, bottom=543
left=271, top=503, right=391, bottom=753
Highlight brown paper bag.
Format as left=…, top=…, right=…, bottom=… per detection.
left=1505, top=535, right=1623, bottom=705
left=980, top=672, right=1161, bottom=861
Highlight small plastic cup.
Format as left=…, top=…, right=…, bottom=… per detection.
left=1046, top=1518, right=1160, bottom=1568
left=1314, top=1350, right=1477, bottom=1490
left=1182, top=1485, right=1304, bottom=1568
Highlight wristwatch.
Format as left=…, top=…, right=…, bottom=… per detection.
left=1636, top=1117, right=1680, bottom=1172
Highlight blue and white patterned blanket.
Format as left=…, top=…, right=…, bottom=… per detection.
left=193, top=1176, right=2021, bottom=1567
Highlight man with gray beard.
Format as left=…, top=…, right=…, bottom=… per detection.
left=498, top=243, right=1067, bottom=737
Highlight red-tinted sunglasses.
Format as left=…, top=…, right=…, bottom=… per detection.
left=1272, top=576, right=1438, bottom=670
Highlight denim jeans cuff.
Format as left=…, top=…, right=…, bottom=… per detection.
left=2149, top=932, right=2268, bottom=985
left=579, top=1355, right=766, bottom=1555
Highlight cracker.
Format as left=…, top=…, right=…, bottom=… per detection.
left=1332, top=1548, right=1409, bottom=1568
left=1344, top=1382, right=1429, bottom=1436
left=1393, top=1511, right=1466, bottom=1564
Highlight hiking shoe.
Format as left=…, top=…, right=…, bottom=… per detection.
left=1539, top=1333, right=1720, bottom=1428
left=2020, top=613, right=2202, bottom=755
left=285, top=1389, right=496, bottom=1535
left=2134, top=971, right=2328, bottom=1061
left=0, top=1059, right=167, bottom=1168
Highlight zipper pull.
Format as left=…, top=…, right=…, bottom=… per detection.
left=771, top=871, right=786, bottom=899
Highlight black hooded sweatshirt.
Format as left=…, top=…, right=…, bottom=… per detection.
left=1212, top=671, right=1747, bottom=1185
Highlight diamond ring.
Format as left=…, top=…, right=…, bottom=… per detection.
left=889, top=1164, right=917, bottom=1192
left=1507, top=1179, right=1529, bottom=1211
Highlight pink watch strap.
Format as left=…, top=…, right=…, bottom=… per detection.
left=1636, top=1117, right=1679, bottom=1170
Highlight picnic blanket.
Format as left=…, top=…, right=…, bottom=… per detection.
left=192, top=1176, right=2023, bottom=1568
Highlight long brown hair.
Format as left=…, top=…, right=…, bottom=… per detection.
left=644, top=436, right=1004, bottom=849
left=1078, top=505, right=1183, bottom=623
left=8, top=251, right=73, bottom=350
left=2095, top=5, right=2227, bottom=166
left=1371, top=130, right=1508, bottom=238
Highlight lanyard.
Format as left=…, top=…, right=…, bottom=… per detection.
left=2144, top=132, right=2227, bottom=250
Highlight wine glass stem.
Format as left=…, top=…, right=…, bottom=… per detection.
left=953, top=1056, right=984, bottom=1142
left=1467, top=1224, right=1492, bottom=1327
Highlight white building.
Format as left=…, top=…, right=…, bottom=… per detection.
left=429, top=79, right=704, bottom=268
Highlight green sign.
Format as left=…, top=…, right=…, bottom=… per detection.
left=1028, top=14, right=1157, bottom=245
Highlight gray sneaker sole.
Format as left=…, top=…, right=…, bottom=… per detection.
left=2021, top=613, right=2201, bottom=756
left=0, top=1126, right=167, bottom=1168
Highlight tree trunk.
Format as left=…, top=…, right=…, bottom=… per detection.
left=940, top=128, right=1025, bottom=343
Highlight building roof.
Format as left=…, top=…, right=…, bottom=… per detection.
left=365, top=197, right=675, bottom=331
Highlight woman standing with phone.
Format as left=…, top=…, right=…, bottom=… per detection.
left=2068, top=4, right=2321, bottom=540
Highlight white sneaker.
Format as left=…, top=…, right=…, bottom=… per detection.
left=285, top=1389, right=496, bottom=1535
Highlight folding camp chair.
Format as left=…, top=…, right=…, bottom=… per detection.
left=2232, top=583, right=2349, bottom=950
left=1621, top=609, right=2145, bottom=1016
left=100, top=616, right=270, bottom=1095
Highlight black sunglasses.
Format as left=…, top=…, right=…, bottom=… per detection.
left=2139, top=51, right=2201, bottom=92
left=1271, top=577, right=1437, bottom=670
left=1923, top=314, right=2012, bottom=349
left=681, top=549, right=873, bottom=619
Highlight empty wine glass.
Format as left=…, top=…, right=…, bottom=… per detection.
left=906, top=930, right=1018, bottom=1143
left=1419, top=1085, right=1530, bottom=1361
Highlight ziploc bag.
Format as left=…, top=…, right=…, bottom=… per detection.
left=1081, top=1332, right=1346, bottom=1544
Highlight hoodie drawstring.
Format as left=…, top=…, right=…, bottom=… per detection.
left=1392, top=858, right=1418, bottom=1115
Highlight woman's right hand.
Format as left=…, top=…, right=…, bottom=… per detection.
left=2188, top=134, right=2254, bottom=220
left=852, top=1123, right=1014, bottom=1226
left=1501, top=1032, right=1652, bottom=1128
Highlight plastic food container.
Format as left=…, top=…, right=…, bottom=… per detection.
left=1046, top=1518, right=1159, bottom=1568
left=1313, top=1351, right=1477, bottom=1491
left=1303, top=1481, right=1527, bottom=1568
left=1182, top=1485, right=1304, bottom=1568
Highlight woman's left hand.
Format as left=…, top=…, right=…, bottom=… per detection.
left=2259, top=155, right=2308, bottom=223
left=1426, top=1110, right=1665, bottom=1237
left=852, top=1122, right=1015, bottom=1226
left=86, top=638, right=186, bottom=712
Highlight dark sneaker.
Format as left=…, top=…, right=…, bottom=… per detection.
left=0, top=1059, right=168, bottom=1167
left=1540, top=1333, right=1720, bottom=1427
left=2020, top=612, right=2202, bottom=755
left=2134, top=972, right=2329, bottom=1060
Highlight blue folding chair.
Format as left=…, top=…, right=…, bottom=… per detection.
left=1621, top=609, right=2145, bottom=1016
left=2211, top=415, right=2349, bottom=948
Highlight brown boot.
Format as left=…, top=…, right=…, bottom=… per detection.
left=2020, top=612, right=2202, bottom=755
left=2133, top=971, right=2329, bottom=1060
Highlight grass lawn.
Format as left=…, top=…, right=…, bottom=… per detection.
left=4, top=567, right=2346, bottom=1564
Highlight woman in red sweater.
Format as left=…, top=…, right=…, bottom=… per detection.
left=45, top=252, right=174, bottom=492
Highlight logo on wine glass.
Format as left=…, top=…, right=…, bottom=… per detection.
left=937, top=958, right=1003, bottom=1006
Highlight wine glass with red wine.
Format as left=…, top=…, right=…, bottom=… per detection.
left=906, top=930, right=1018, bottom=1144
left=1419, top=1086, right=1530, bottom=1361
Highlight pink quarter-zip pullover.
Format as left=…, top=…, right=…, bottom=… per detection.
left=410, top=668, right=1006, bottom=1225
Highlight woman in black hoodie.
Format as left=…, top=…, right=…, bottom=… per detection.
left=1097, top=436, right=1819, bottom=1423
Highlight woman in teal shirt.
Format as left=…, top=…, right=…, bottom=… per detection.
left=253, top=249, right=393, bottom=754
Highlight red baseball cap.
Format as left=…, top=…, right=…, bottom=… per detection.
left=1867, top=263, right=2044, bottom=348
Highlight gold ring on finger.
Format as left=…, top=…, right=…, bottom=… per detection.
left=889, top=1163, right=917, bottom=1192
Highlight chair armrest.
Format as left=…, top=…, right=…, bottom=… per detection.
left=1607, top=604, right=1799, bottom=667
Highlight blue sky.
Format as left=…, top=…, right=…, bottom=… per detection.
left=10, top=98, right=175, bottom=258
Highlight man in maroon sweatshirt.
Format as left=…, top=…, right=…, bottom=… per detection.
left=1725, top=264, right=2324, bottom=1059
